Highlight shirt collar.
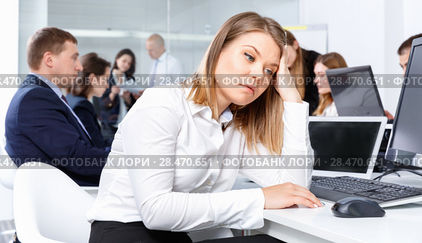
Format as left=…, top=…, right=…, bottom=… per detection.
left=183, top=87, right=233, bottom=125
left=157, top=51, right=167, bottom=62
left=30, top=72, right=64, bottom=98
left=219, top=108, right=233, bottom=125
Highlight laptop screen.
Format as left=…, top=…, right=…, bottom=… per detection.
left=326, top=66, right=385, bottom=116
left=309, top=121, right=381, bottom=173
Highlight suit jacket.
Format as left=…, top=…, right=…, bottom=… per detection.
left=66, top=94, right=112, bottom=149
left=5, top=74, right=108, bottom=186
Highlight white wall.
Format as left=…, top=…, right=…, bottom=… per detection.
left=0, top=0, right=19, bottom=152
left=403, top=0, right=422, bottom=37
left=18, top=0, right=48, bottom=74
left=47, top=0, right=300, bottom=75
left=0, top=0, right=19, bottom=221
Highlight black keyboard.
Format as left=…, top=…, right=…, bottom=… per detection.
left=311, top=176, right=422, bottom=204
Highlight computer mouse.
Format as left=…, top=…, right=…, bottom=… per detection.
left=331, top=197, right=386, bottom=218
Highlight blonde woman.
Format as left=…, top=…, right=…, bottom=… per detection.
left=312, top=52, right=348, bottom=116
left=88, top=12, right=321, bottom=243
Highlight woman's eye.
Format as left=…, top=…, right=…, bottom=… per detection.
left=244, top=52, right=255, bottom=62
left=264, top=69, right=274, bottom=75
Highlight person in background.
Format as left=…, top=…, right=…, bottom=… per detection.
left=96, top=48, right=138, bottom=140
left=313, top=52, right=348, bottom=116
left=146, top=33, right=183, bottom=85
left=284, top=30, right=320, bottom=115
left=397, top=33, right=422, bottom=74
left=88, top=12, right=321, bottom=243
left=66, top=52, right=112, bottom=149
left=5, top=27, right=108, bottom=186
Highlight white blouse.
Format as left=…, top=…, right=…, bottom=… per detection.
left=87, top=87, right=313, bottom=234
left=321, top=102, right=338, bottom=117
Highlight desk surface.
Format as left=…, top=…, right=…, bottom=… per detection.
left=262, top=202, right=422, bottom=243
left=259, top=172, right=422, bottom=243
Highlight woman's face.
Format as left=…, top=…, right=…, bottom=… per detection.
left=116, top=54, right=132, bottom=73
left=91, top=66, right=110, bottom=97
left=214, top=31, right=280, bottom=108
left=314, top=62, right=331, bottom=94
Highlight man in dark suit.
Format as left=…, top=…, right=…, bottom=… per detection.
left=5, top=27, right=109, bottom=186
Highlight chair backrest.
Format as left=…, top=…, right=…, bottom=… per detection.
left=14, top=162, right=94, bottom=243
left=0, top=149, right=16, bottom=221
left=0, top=159, right=17, bottom=190
left=0, top=142, right=17, bottom=190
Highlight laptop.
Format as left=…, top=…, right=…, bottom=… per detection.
left=325, top=65, right=385, bottom=117
left=309, top=116, right=386, bottom=179
left=309, top=116, right=422, bottom=207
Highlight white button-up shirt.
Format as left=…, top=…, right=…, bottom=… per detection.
left=150, top=52, right=183, bottom=75
left=87, top=86, right=313, bottom=235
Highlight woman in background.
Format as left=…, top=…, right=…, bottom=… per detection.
left=284, top=30, right=320, bottom=115
left=66, top=52, right=112, bottom=149
left=97, top=48, right=139, bottom=139
left=312, top=52, right=348, bottom=116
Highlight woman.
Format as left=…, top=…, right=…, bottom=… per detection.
left=97, top=48, right=139, bottom=138
left=312, top=52, right=348, bottom=116
left=66, top=52, right=112, bottom=149
left=284, top=30, right=321, bottom=115
left=88, top=12, right=321, bottom=243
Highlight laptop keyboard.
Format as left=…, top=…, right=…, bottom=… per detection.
left=311, top=176, right=422, bottom=203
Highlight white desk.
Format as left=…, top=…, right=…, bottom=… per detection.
left=257, top=172, right=422, bottom=243
left=82, top=186, right=99, bottom=198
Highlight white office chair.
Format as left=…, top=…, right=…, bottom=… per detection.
left=13, top=162, right=94, bottom=243
left=0, top=145, right=17, bottom=243
left=0, top=138, right=17, bottom=190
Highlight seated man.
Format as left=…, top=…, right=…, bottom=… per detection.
left=5, top=27, right=109, bottom=186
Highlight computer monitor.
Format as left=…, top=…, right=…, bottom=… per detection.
left=309, top=116, right=386, bottom=179
left=326, top=65, right=385, bottom=116
left=386, top=37, right=422, bottom=167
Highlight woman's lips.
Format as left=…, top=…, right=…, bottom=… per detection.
left=240, top=84, right=256, bottom=94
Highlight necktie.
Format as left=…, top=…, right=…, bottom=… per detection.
left=61, top=95, right=68, bottom=104
left=150, top=60, right=159, bottom=87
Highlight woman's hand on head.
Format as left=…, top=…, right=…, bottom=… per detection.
left=262, top=182, right=322, bottom=209
left=274, top=47, right=302, bottom=103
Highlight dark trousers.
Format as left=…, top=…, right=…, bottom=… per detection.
left=89, top=221, right=282, bottom=243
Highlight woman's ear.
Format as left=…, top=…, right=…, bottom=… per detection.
left=88, top=73, right=96, bottom=84
left=293, top=40, right=299, bottom=50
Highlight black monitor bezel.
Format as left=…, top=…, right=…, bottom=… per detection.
left=385, top=37, right=422, bottom=162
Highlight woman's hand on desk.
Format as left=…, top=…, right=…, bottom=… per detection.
left=262, top=183, right=322, bottom=209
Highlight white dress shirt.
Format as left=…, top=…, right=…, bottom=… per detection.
left=150, top=51, right=183, bottom=75
left=87, top=86, right=313, bottom=237
left=321, top=102, right=338, bottom=117
left=149, top=52, right=183, bottom=86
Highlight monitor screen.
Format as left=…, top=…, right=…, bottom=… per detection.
left=326, top=66, right=385, bottom=116
left=388, top=42, right=422, bottom=160
left=309, top=121, right=380, bottom=173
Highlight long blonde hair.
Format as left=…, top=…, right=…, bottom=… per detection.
left=313, top=52, right=348, bottom=116
left=186, top=12, right=287, bottom=154
left=285, top=30, right=305, bottom=99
